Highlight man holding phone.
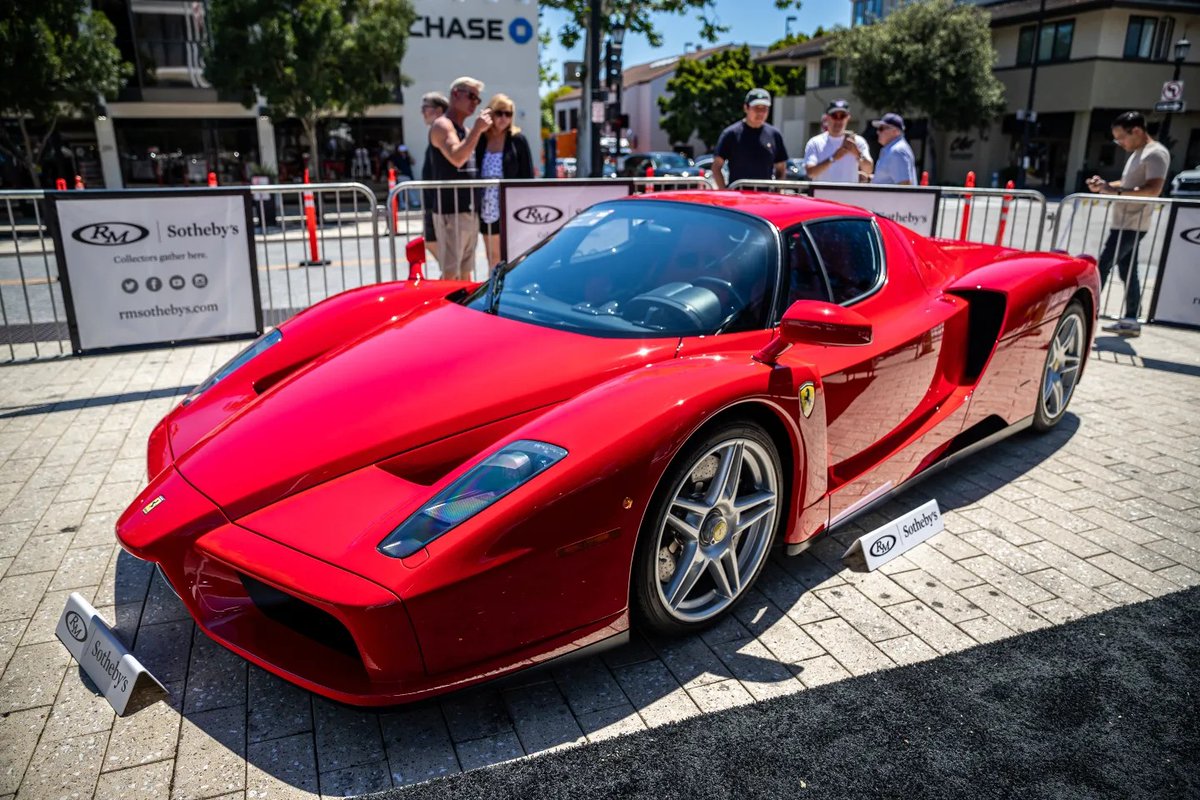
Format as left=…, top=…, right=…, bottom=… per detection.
left=804, top=100, right=872, bottom=183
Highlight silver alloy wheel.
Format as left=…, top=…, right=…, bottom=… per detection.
left=654, top=437, right=779, bottom=623
left=1042, top=309, right=1085, bottom=420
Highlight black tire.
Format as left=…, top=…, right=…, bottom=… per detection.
left=1033, top=300, right=1088, bottom=432
left=632, top=421, right=784, bottom=636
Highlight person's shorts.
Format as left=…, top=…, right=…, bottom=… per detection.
left=479, top=219, right=501, bottom=236
left=423, top=207, right=436, bottom=242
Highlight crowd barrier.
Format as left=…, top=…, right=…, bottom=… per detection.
left=1051, top=193, right=1199, bottom=323
left=728, top=179, right=1049, bottom=251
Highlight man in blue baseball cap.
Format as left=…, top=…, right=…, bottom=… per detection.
left=870, top=112, right=917, bottom=185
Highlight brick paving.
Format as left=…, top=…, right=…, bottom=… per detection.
left=0, top=324, right=1197, bottom=799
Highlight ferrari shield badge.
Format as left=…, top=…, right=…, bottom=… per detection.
left=799, top=382, right=816, bottom=418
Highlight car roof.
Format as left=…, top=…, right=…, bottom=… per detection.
left=624, top=190, right=874, bottom=229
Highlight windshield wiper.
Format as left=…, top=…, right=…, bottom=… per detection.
left=487, top=261, right=508, bottom=314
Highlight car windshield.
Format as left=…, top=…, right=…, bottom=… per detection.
left=655, top=153, right=693, bottom=168
left=463, top=200, right=777, bottom=338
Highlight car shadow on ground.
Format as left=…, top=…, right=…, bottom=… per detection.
left=94, top=411, right=1081, bottom=794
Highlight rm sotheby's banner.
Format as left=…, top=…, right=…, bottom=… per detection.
left=501, top=180, right=632, bottom=261
left=51, top=191, right=260, bottom=353
left=811, top=186, right=939, bottom=237
left=1151, top=203, right=1200, bottom=329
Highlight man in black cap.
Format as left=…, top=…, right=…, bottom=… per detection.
left=711, top=88, right=789, bottom=189
left=870, top=112, right=916, bottom=185
left=804, top=99, right=872, bottom=183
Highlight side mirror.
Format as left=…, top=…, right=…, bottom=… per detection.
left=754, top=301, right=872, bottom=365
left=405, top=236, right=426, bottom=281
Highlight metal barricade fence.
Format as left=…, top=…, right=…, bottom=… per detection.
left=0, top=184, right=383, bottom=364
left=245, top=182, right=381, bottom=328
left=384, top=177, right=713, bottom=280
left=1051, top=193, right=1179, bottom=322
left=728, top=179, right=1048, bottom=250
left=0, top=190, right=68, bottom=361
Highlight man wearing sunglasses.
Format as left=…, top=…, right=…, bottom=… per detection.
left=870, top=112, right=916, bottom=185
left=804, top=99, right=872, bottom=183
left=429, top=76, right=493, bottom=280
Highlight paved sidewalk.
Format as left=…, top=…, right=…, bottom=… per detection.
left=0, top=325, right=1197, bottom=800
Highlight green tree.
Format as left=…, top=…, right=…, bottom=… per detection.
left=541, top=85, right=575, bottom=136
left=829, top=0, right=1004, bottom=179
left=658, top=46, right=804, bottom=150
left=766, top=25, right=826, bottom=52
left=0, top=0, right=131, bottom=186
left=205, top=0, right=416, bottom=180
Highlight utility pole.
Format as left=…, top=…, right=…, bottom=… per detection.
left=1158, top=36, right=1191, bottom=155
left=1016, top=0, right=1046, bottom=190
left=586, top=1, right=604, bottom=177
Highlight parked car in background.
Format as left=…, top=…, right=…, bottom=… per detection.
left=694, top=154, right=804, bottom=184
left=618, top=152, right=704, bottom=179
left=555, top=157, right=578, bottom=178
left=1171, top=164, right=1200, bottom=198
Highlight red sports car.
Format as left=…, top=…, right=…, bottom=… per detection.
left=117, top=191, right=1099, bottom=705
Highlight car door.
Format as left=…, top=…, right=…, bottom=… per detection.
left=782, top=218, right=969, bottom=525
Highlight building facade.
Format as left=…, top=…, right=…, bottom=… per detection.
left=758, top=0, right=1200, bottom=194
left=5, top=0, right=539, bottom=190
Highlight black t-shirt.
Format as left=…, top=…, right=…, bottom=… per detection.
left=714, top=121, right=788, bottom=184
left=427, top=118, right=476, bottom=213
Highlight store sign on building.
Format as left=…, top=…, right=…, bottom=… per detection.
left=49, top=191, right=262, bottom=354
left=403, top=0, right=541, bottom=177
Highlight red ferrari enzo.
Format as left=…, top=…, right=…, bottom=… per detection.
left=117, top=191, right=1099, bottom=705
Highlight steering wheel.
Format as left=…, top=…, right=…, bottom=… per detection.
left=624, top=294, right=707, bottom=331
left=692, top=277, right=747, bottom=314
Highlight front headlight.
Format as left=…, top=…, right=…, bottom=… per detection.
left=183, top=328, right=282, bottom=404
left=378, top=440, right=568, bottom=558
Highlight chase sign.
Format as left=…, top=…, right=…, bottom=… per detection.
left=409, top=15, right=535, bottom=44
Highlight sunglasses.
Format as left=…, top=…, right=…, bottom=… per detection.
left=458, top=91, right=481, bottom=103
left=492, top=109, right=513, bottom=117
left=829, top=113, right=849, bottom=120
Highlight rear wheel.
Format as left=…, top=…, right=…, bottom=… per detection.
left=633, top=422, right=783, bottom=635
left=1034, top=300, right=1087, bottom=432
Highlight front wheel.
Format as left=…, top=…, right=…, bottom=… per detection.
left=632, top=422, right=783, bottom=635
left=1034, top=300, right=1088, bottom=432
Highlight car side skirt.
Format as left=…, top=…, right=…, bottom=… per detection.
left=785, top=414, right=1033, bottom=555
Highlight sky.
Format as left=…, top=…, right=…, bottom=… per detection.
left=540, top=0, right=852, bottom=91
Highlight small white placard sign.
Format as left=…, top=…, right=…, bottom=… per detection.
left=55, top=592, right=168, bottom=716
left=843, top=499, right=944, bottom=572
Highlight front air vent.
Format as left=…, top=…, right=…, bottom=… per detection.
left=239, top=574, right=359, bottom=659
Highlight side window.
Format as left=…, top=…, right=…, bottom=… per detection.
left=805, top=219, right=883, bottom=304
left=783, top=227, right=831, bottom=306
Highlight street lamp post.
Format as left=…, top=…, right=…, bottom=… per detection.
left=1159, top=36, right=1191, bottom=154
left=1016, top=0, right=1046, bottom=190
left=586, top=1, right=603, bottom=178
left=606, top=22, right=626, bottom=166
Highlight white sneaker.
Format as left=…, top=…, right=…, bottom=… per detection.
left=1102, top=318, right=1141, bottom=337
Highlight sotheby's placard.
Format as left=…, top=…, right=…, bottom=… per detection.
left=50, top=190, right=261, bottom=353
left=811, top=186, right=939, bottom=238
left=500, top=180, right=631, bottom=262
left=842, top=499, right=944, bottom=572
left=1149, top=202, right=1200, bottom=329
left=55, top=592, right=168, bottom=715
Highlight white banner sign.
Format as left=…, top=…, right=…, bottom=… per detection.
left=843, top=499, right=944, bottom=571
left=811, top=187, right=939, bottom=237
left=54, top=192, right=260, bottom=353
left=501, top=181, right=631, bottom=261
left=56, top=592, right=168, bottom=716
left=1152, top=204, right=1200, bottom=328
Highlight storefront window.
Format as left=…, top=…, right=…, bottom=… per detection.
left=115, top=119, right=257, bottom=186
left=273, top=118, right=404, bottom=182
left=1017, top=20, right=1074, bottom=65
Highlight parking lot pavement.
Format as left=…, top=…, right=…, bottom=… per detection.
left=0, top=324, right=1197, bottom=800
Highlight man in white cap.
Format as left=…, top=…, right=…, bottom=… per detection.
left=804, top=99, right=872, bottom=183
left=711, top=88, right=789, bottom=189
left=870, top=112, right=916, bottom=185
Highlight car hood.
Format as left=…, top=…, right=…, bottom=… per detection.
left=176, top=301, right=679, bottom=519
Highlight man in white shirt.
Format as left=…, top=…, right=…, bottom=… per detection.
left=1085, top=111, right=1169, bottom=337
left=804, top=100, right=872, bottom=183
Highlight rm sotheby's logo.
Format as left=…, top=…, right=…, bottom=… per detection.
left=514, top=205, right=564, bottom=225
left=1180, top=227, right=1200, bottom=245
left=869, top=535, right=896, bottom=557
left=71, top=222, right=150, bottom=246
left=64, top=610, right=88, bottom=642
